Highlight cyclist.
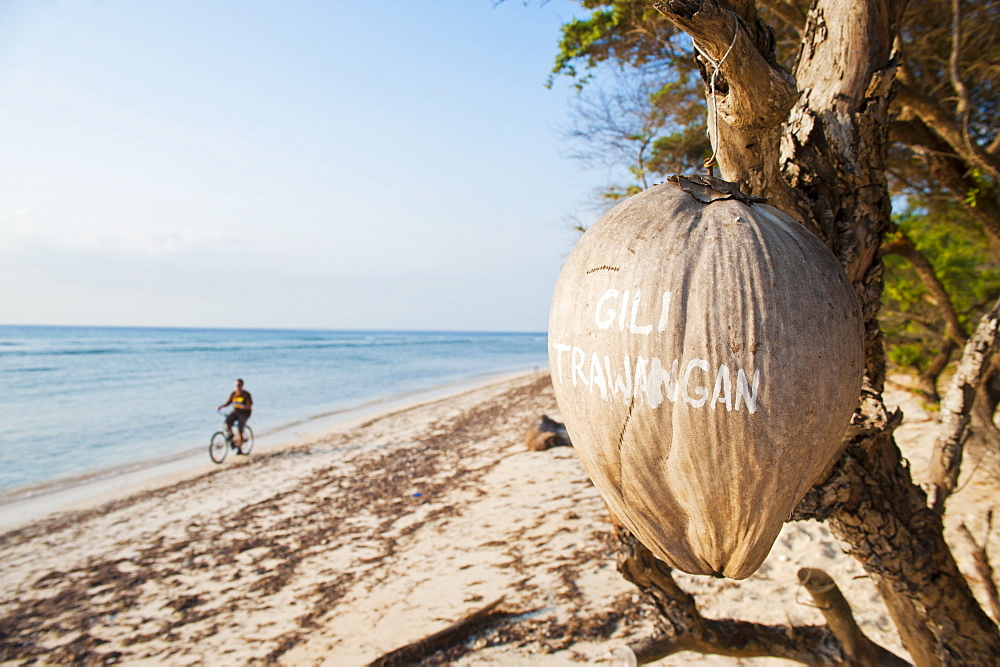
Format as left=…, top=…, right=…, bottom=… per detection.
left=217, top=378, right=253, bottom=454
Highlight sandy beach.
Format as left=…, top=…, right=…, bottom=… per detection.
left=2, top=370, right=998, bottom=664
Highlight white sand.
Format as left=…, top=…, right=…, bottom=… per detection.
left=1, top=371, right=997, bottom=664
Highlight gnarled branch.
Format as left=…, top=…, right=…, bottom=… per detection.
left=927, top=296, right=1000, bottom=514
left=652, top=0, right=797, bottom=130
left=793, top=425, right=1000, bottom=664
left=651, top=0, right=802, bottom=215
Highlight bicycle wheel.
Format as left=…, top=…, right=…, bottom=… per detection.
left=209, top=431, right=229, bottom=463
left=239, top=426, right=255, bottom=455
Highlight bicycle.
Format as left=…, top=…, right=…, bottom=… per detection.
left=209, top=412, right=255, bottom=463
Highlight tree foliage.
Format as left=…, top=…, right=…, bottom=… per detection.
left=883, top=205, right=1000, bottom=373
left=552, top=0, right=1000, bottom=196
left=563, top=70, right=708, bottom=203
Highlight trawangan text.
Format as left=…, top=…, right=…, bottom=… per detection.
left=551, top=287, right=760, bottom=414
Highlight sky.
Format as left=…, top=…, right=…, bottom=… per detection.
left=0, top=1, right=616, bottom=332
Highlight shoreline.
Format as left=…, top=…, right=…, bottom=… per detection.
left=0, top=367, right=541, bottom=532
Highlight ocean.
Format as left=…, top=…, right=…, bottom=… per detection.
left=0, top=325, right=548, bottom=493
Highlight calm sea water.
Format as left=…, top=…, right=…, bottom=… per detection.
left=0, top=325, right=547, bottom=493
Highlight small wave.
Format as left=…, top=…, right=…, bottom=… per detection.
left=0, top=366, right=57, bottom=374
left=0, top=348, right=128, bottom=358
left=152, top=337, right=487, bottom=354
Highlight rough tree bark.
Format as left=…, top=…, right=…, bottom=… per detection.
left=620, top=0, right=1000, bottom=663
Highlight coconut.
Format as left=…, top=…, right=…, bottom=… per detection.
left=548, top=176, right=863, bottom=579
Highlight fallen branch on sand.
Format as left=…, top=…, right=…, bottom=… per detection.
left=367, top=596, right=507, bottom=666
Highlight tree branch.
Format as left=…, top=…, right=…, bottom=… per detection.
left=927, top=296, right=1000, bottom=514
left=880, top=233, right=968, bottom=346
left=652, top=0, right=797, bottom=130
left=798, top=568, right=909, bottom=665
left=765, top=0, right=808, bottom=35
left=989, top=132, right=1000, bottom=158
left=896, top=84, right=1000, bottom=184
left=890, top=119, right=1000, bottom=253
left=948, top=0, right=971, bottom=119
left=650, top=0, right=803, bottom=216
left=781, top=0, right=906, bottom=281
left=793, top=426, right=1000, bottom=664
left=918, top=340, right=957, bottom=404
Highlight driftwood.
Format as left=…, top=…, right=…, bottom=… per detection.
left=524, top=415, right=571, bottom=451
left=927, top=296, right=1000, bottom=514
left=367, top=596, right=506, bottom=667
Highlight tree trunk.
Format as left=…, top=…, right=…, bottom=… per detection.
left=650, top=0, right=1000, bottom=662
